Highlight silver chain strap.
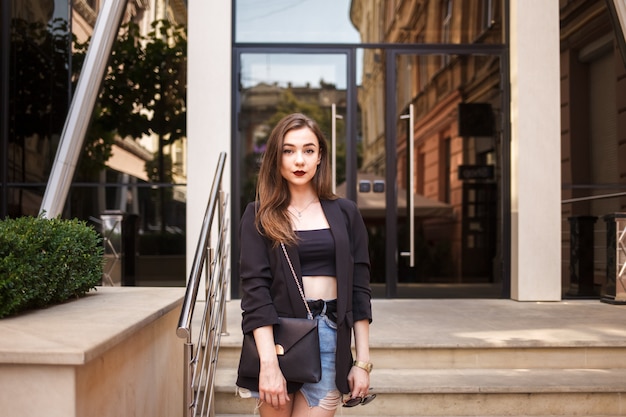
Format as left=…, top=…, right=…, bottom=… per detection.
left=280, top=242, right=314, bottom=319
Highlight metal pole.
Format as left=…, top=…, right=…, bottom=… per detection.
left=331, top=104, right=336, bottom=194
left=331, top=103, right=342, bottom=194
left=183, top=342, right=193, bottom=417
left=39, top=0, right=128, bottom=218
left=400, top=104, right=415, bottom=267
left=1, top=0, right=11, bottom=218
left=384, top=49, right=398, bottom=298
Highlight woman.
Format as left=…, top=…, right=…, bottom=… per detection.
left=236, top=113, right=374, bottom=416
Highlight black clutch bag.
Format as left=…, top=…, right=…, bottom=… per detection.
left=237, top=243, right=321, bottom=384
left=238, top=316, right=321, bottom=383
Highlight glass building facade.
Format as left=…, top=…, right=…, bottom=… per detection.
left=2, top=0, right=626, bottom=299
left=1, top=0, right=188, bottom=286
left=232, top=0, right=508, bottom=297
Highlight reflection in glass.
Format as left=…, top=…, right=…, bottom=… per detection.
left=3, top=2, right=188, bottom=277
left=354, top=50, right=503, bottom=291
left=241, top=54, right=348, bottom=89
left=233, top=0, right=506, bottom=296
left=235, top=0, right=504, bottom=45
left=6, top=0, right=72, bottom=217
left=64, top=182, right=187, bottom=283
left=238, top=53, right=349, bottom=210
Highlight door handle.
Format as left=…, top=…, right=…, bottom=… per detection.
left=399, top=104, right=415, bottom=267
left=331, top=103, right=343, bottom=194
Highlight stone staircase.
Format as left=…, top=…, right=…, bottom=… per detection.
left=211, top=299, right=626, bottom=416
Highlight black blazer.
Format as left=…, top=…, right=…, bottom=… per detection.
left=236, top=198, right=372, bottom=394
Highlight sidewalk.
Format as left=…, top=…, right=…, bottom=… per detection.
left=221, top=298, right=626, bottom=348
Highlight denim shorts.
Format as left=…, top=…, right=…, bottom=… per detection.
left=299, top=313, right=341, bottom=409
left=237, top=312, right=341, bottom=410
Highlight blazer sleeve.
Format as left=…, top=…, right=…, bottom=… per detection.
left=239, top=202, right=280, bottom=334
left=340, top=198, right=372, bottom=323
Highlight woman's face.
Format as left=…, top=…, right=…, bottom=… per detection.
left=280, top=127, right=321, bottom=189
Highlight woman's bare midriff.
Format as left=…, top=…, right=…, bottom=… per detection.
left=302, top=275, right=337, bottom=300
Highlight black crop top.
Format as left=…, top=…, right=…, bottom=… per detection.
left=295, top=229, right=337, bottom=277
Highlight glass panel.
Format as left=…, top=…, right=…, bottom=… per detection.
left=354, top=48, right=385, bottom=286
left=560, top=1, right=624, bottom=298
left=238, top=53, right=348, bottom=210
left=235, top=0, right=504, bottom=45
left=6, top=0, right=72, bottom=217
left=236, top=0, right=359, bottom=43
left=408, top=53, right=500, bottom=293
left=65, top=182, right=187, bottom=286
left=355, top=50, right=503, bottom=296
left=3, top=1, right=188, bottom=287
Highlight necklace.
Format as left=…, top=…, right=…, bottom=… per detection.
left=290, top=197, right=318, bottom=218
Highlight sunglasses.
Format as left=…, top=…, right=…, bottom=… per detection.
left=342, top=393, right=376, bottom=408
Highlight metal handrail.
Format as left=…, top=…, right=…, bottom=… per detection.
left=562, top=191, right=626, bottom=204
left=176, top=152, right=229, bottom=417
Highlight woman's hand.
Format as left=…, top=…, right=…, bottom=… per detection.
left=347, top=364, right=370, bottom=399
left=258, top=360, right=290, bottom=408
left=349, top=319, right=372, bottom=400
left=253, top=326, right=290, bottom=408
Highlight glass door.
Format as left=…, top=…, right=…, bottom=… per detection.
left=356, top=51, right=505, bottom=297
left=233, top=49, right=507, bottom=299
left=232, top=50, right=361, bottom=297
left=231, top=0, right=510, bottom=299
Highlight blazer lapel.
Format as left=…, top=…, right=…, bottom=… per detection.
left=321, top=200, right=350, bottom=325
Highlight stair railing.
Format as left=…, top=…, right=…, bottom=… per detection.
left=177, top=152, right=229, bottom=417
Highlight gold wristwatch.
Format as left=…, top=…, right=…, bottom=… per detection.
left=352, top=360, right=373, bottom=373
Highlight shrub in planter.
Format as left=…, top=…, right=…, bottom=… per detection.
left=0, top=216, right=104, bottom=318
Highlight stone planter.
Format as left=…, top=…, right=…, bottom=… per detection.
left=0, top=287, right=184, bottom=417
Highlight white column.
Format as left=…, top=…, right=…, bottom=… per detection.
left=186, top=2, right=232, bottom=283
left=509, top=0, right=561, bottom=300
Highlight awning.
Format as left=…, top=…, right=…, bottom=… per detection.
left=336, top=173, right=454, bottom=219
left=106, top=144, right=150, bottom=181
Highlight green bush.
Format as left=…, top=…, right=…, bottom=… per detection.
left=0, top=216, right=104, bottom=318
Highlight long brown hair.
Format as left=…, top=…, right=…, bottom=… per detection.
left=256, top=113, right=335, bottom=245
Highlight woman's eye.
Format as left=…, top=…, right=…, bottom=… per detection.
left=283, top=149, right=293, bottom=154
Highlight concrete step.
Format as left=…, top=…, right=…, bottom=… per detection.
left=213, top=367, right=626, bottom=416
left=216, top=300, right=626, bottom=371
left=210, top=299, right=626, bottom=416
left=217, top=343, right=626, bottom=371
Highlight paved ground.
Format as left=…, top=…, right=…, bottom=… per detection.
left=221, top=298, right=626, bottom=348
